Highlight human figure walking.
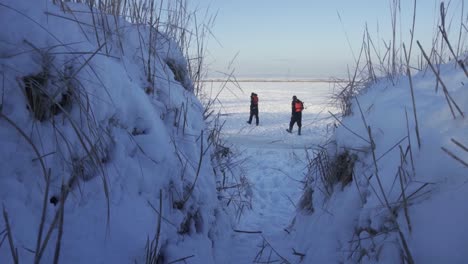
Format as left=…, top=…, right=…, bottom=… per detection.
left=286, top=95, right=304, bottom=135
left=247, top=92, right=259, bottom=126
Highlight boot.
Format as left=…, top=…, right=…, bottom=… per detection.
left=298, top=127, right=301, bottom=135
left=286, top=127, right=292, bottom=133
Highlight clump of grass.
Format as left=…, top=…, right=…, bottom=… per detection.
left=331, top=78, right=371, bottom=117
left=21, top=52, right=74, bottom=122
left=177, top=208, right=203, bottom=235
left=330, top=150, right=357, bottom=189
left=207, top=113, right=252, bottom=221
left=145, top=190, right=164, bottom=264
left=297, top=186, right=314, bottom=213
left=304, top=144, right=357, bottom=200
left=253, top=234, right=292, bottom=264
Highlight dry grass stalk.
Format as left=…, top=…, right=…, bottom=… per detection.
left=403, top=44, right=422, bottom=149
left=44, top=11, right=94, bottom=40
left=1, top=71, right=4, bottom=112
left=0, top=229, right=7, bottom=248
left=0, top=112, right=48, bottom=181
left=167, top=255, right=195, bottom=264
left=145, top=190, right=163, bottom=264
left=417, top=40, right=464, bottom=119
left=35, top=169, right=52, bottom=263
left=451, top=138, right=468, bottom=152
left=404, top=110, right=416, bottom=177
left=174, top=130, right=205, bottom=209
left=53, top=182, right=66, bottom=264
left=438, top=2, right=468, bottom=77
left=253, top=234, right=291, bottom=264
left=366, top=126, right=415, bottom=263
left=233, top=229, right=262, bottom=234
left=407, top=0, right=417, bottom=59
left=441, top=147, right=468, bottom=167
left=389, top=0, right=400, bottom=77
left=329, top=111, right=370, bottom=144
left=398, top=160, right=412, bottom=233
left=2, top=206, right=19, bottom=264
left=40, top=169, right=83, bottom=263
left=88, top=4, right=102, bottom=48
left=367, top=126, right=391, bottom=209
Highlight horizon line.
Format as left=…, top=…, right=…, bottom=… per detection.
left=201, top=78, right=347, bottom=83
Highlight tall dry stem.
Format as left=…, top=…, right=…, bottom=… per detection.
left=417, top=40, right=464, bottom=119
left=403, top=44, right=421, bottom=149
left=2, top=206, right=19, bottom=264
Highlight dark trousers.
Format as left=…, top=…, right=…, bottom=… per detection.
left=289, top=112, right=302, bottom=130
left=248, top=108, right=259, bottom=125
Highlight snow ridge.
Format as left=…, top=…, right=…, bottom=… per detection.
left=0, top=1, right=225, bottom=263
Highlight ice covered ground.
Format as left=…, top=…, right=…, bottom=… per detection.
left=210, top=81, right=339, bottom=263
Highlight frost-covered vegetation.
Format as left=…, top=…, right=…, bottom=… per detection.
left=1, top=0, right=467, bottom=264
left=0, top=0, right=239, bottom=263
left=291, top=1, right=468, bottom=263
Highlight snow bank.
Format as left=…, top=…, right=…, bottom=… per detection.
left=0, top=0, right=227, bottom=263
left=288, top=59, right=467, bottom=262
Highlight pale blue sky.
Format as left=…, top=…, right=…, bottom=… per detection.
left=191, top=0, right=465, bottom=79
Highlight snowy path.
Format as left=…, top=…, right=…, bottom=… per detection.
left=226, top=131, right=310, bottom=263
left=211, top=82, right=337, bottom=263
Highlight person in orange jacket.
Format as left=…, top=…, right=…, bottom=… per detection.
left=286, top=95, right=304, bottom=135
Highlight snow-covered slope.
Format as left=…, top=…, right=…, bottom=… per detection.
left=0, top=1, right=227, bottom=263
left=288, top=59, right=467, bottom=262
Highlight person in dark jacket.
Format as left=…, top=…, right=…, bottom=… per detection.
left=286, top=95, right=304, bottom=135
left=247, top=92, right=259, bottom=125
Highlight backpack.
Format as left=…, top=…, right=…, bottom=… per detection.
left=252, top=95, right=259, bottom=105
left=294, top=100, right=304, bottom=112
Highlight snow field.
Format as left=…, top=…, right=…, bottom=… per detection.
left=209, top=81, right=339, bottom=263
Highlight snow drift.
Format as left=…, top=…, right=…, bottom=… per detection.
left=0, top=0, right=227, bottom=263
left=288, top=56, right=467, bottom=263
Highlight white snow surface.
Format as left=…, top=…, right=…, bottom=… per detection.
left=208, top=81, right=340, bottom=263
left=1, top=1, right=467, bottom=264
left=208, top=63, right=467, bottom=262
left=0, top=1, right=221, bottom=263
